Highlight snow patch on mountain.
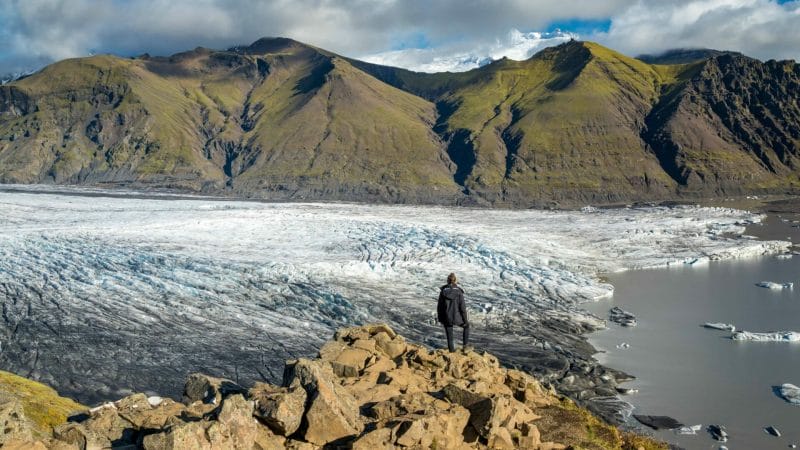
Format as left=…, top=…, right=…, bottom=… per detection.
left=361, top=29, right=576, bottom=73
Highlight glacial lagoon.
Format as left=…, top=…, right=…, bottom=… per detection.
left=586, top=247, right=800, bottom=449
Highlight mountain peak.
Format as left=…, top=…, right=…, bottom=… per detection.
left=231, top=37, right=308, bottom=55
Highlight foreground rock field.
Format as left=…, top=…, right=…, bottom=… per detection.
left=0, top=324, right=664, bottom=450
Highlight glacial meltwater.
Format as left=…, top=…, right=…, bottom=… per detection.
left=585, top=239, right=800, bottom=448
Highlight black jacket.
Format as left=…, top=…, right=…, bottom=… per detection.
left=437, top=283, right=468, bottom=327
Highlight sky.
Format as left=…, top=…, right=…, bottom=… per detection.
left=1, top=0, right=799, bottom=76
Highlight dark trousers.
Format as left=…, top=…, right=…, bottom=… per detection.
left=444, top=324, right=469, bottom=352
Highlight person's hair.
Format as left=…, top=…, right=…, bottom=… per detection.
left=447, top=273, right=457, bottom=284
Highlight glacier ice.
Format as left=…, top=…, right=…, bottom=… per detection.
left=731, top=331, right=800, bottom=342
left=756, top=281, right=794, bottom=289
left=777, top=383, right=800, bottom=405
left=0, top=186, right=789, bottom=404
left=703, top=323, right=736, bottom=332
left=675, top=424, right=702, bottom=435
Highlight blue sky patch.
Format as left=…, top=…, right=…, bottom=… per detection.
left=546, top=18, right=612, bottom=35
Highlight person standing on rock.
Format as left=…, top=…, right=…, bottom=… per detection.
left=438, top=272, right=470, bottom=352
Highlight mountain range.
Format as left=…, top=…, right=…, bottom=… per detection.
left=1, top=37, right=798, bottom=207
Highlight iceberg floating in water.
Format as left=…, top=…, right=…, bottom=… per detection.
left=755, top=281, right=794, bottom=289
left=675, top=424, right=702, bottom=435
left=731, top=331, right=800, bottom=342
left=703, top=322, right=736, bottom=332
left=609, top=306, right=637, bottom=327
left=708, top=424, right=729, bottom=442
left=776, top=383, right=800, bottom=405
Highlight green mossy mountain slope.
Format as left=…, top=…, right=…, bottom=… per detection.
left=1, top=38, right=799, bottom=206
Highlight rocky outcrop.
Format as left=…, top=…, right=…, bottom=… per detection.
left=2, top=324, right=665, bottom=449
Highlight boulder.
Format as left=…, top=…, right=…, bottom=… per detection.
left=317, top=340, right=347, bottom=362
left=372, top=332, right=407, bottom=359
left=284, top=440, right=320, bottom=450
left=443, top=384, right=537, bottom=443
left=53, top=422, right=105, bottom=450
left=182, top=373, right=246, bottom=406
left=115, top=393, right=185, bottom=430
left=214, top=394, right=283, bottom=449
left=142, top=420, right=214, bottom=450
left=334, top=323, right=396, bottom=342
left=365, top=392, right=470, bottom=450
left=249, top=382, right=306, bottom=436
left=369, top=392, right=450, bottom=420
left=330, top=348, right=372, bottom=378
left=64, top=402, right=134, bottom=448
left=351, top=427, right=394, bottom=450
left=1, top=439, right=50, bottom=450
left=283, top=359, right=363, bottom=445
left=142, top=395, right=285, bottom=450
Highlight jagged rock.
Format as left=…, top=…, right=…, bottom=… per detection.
left=142, top=420, right=213, bottom=450
left=249, top=382, right=306, bottom=436
left=142, top=394, right=285, bottom=450
left=215, top=394, right=285, bottom=449
left=283, top=358, right=364, bottom=445
left=1, top=439, right=50, bottom=450
left=115, top=393, right=185, bottom=430
left=52, top=422, right=95, bottom=449
left=369, top=391, right=451, bottom=420
left=443, top=383, right=539, bottom=448
left=351, top=427, right=394, bottom=450
left=330, top=348, right=372, bottom=378
left=372, top=332, right=407, bottom=359
left=317, top=340, right=347, bottom=362
left=1, top=323, right=660, bottom=450
left=63, top=402, right=133, bottom=448
left=364, top=391, right=470, bottom=449
left=505, top=369, right=553, bottom=407
left=516, top=422, right=542, bottom=449
left=284, top=440, right=319, bottom=450
left=390, top=409, right=470, bottom=449
left=334, top=323, right=397, bottom=342
left=182, top=373, right=246, bottom=406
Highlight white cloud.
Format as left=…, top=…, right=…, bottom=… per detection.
left=0, top=0, right=798, bottom=77
left=0, top=0, right=625, bottom=75
left=596, top=0, right=800, bottom=60
left=361, top=29, right=577, bottom=72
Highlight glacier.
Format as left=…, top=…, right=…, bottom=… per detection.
left=0, top=186, right=789, bottom=413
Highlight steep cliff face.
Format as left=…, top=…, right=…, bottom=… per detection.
left=0, top=324, right=665, bottom=450
left=1, top=38, right=799, bottom=206
left=644, top=54, right=800, bottom=195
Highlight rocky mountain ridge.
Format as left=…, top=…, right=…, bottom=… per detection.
left=0, top=324, right=663, bottom=450
left=1, top=38, right=798, bottom=206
